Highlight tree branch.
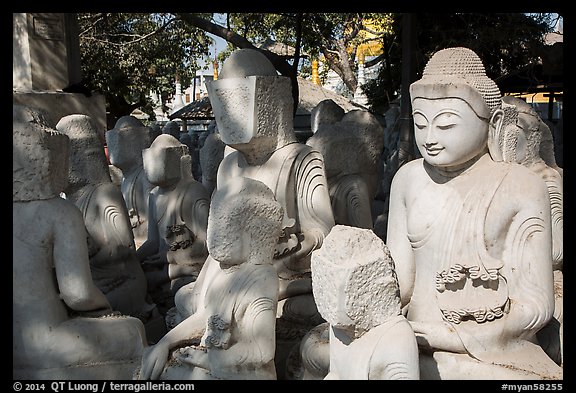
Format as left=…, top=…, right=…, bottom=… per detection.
left=80, top=15, right=177, bottom=47
left=175, top=13, right=299, bottom=116
left=293, top=13, right=303, bottom=75
left=365, top=52, right=386, bottom=68
left=78, top=13, right=109, bottom=37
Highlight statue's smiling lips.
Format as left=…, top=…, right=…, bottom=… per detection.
left=425, top=147, right=443, bottom=156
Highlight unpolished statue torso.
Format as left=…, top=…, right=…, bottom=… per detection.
left=13, top=105, right=146, bottom=379
left=139, top=178, right=283, bottom=380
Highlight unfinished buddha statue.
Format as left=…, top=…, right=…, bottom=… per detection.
left=56, top=114, right=159, bottom=331
left=498, top=96, right=563, bottom=271
left=498, top=95, right=563, bottom=367
left=309, top=225, right=419, bottom=380
left=13, top=105, right=146, bottom=379
left=206, top=48, right=335, bottom=377
left=106, top=115, right=156, bottom=247
left=307, top=109, right=384, bottom=229
left=137, top=134, right=210, bottom=300
left=139, top=177, right=283, bottom=380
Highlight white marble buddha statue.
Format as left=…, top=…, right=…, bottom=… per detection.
left=56, top=114, right=158, bottom=330
left=386, top=47, right=562, bottom=379
left=310, top=225, right=419, bottom=380
left=137, top=134, right=210, bottom=297
left=205, top=48, right=336, bottom=377
left=498, top=95, right=563, bottom=367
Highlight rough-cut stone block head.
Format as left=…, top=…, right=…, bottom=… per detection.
left=206, top=48, right=294, bottom=153
left=142, top=134, right=189, bottom=188
left=311, top=225, right=401, bottom=333
left=307, top=109, right=384, bottom=178
left=56, top=114, right=110, bottom=187
left=207, top=176, right=284, bottom=266
left=500, top=95, right=544, bottom=165
left=106, top=115, right=153, bottom=168
left=310, top=99, right=345, bottom=134
left=162, top=121, right=181, bottom=139
left=218, top=48, right=278, bottom=79
left=410, top=47, right=501, bottom=120
left=13, top=104, right=70, bottom=201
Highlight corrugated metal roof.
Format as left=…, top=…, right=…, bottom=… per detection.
left=169, top=95, right=213, bottom=120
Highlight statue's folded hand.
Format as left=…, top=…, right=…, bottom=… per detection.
left=409, top=320, right=466, bottom=354
left=175, top=345, right=209, bottom=369
left=139, top=343, right=169, bottom=380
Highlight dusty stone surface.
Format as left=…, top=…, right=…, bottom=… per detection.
left=305, top=225, right=419, bottom=380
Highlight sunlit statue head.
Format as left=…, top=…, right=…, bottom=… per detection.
left=207, top=176, right=284, bottom=268
left=206, top=48, right=296, bottom=155
left=143, top=134, right=191, bottom=188
left=312, top=225, right=401, bottom=337
left=409, top=47, right=504, bottom=170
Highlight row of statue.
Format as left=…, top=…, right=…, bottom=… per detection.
left=13, top=47, right=563, bottom=380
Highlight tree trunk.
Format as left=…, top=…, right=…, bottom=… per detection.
left=322, top=39, right=358, bottom=94
left=106, top=94, right=143, bottom=130
left=398, top=13, right=417, bottom=167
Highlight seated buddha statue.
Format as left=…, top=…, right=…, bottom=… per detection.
left=139, top=177, right=283, bottom=380
left=205, top=48, right=336, bottom=377
left=386, top=47, right=562, bottom=379
left=137, top=134, right=210, bottom=304
left=105, top=115, right=156, bottom=247
left=13, top=105, right=147, bottom=379
left=56, top=114, right=161, bottom=339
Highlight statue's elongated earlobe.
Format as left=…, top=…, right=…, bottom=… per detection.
left=488, top=108, right=505, bottom=162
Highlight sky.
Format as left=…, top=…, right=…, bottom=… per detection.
left=200, top=14, right=228, bottom=71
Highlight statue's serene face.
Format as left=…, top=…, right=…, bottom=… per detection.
left=413, top=97, right=489, bottom=168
